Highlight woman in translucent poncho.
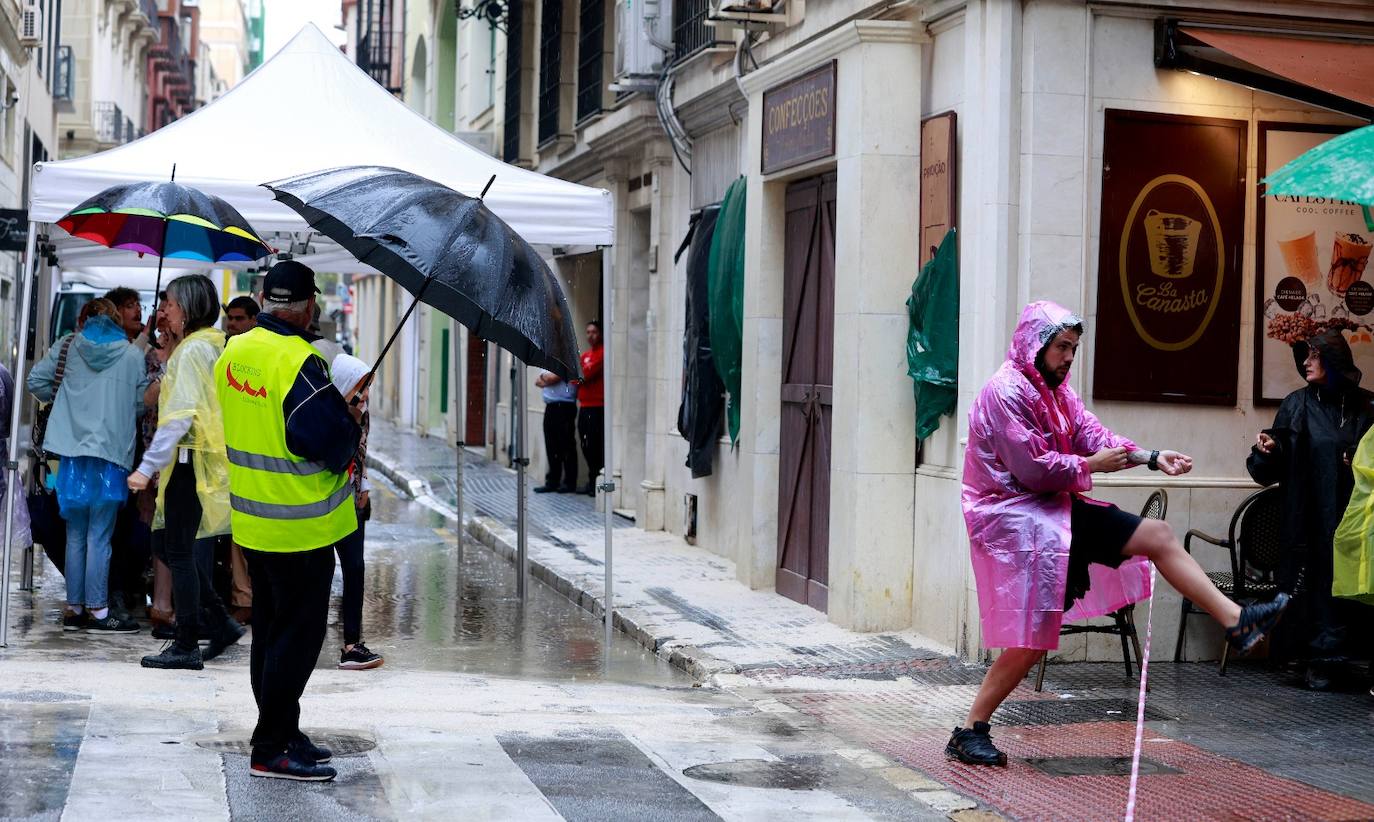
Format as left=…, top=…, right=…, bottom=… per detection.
left=947, top=301, right=1291, bottom=767
left=127, top=275, right=245, bottom=671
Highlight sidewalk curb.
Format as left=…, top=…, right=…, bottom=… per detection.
left=367, top=450, right=740, bottom=683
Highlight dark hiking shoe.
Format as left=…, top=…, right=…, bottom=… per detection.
left=201, top=617, right=246, bottom=662
left=141, top=643, right=204, bottom=670
left=250, top=752, right=336, bottom=782
left=291, top=733, right=333, bottom=764
left=339, top=642, right=384, bottom=670
left=63, top=610, right=88, bottom=632
left=945, top=722, right=1008, bottom=767
left=533, top=485, right=557, bottom=494
left=87, top=614, right=140, bottom=633
left=1226, top=592, right=1290, bottom=655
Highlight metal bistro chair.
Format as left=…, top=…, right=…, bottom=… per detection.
left=1174, top=485, right=1283, bottom=675
left=1034, top=489, right=1167, bottom=692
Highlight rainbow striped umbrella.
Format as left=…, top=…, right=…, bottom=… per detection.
left=57, top=180, right=273, bottom=263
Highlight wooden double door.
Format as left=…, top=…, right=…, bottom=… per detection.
left=777, top=174, right=836, bottom=612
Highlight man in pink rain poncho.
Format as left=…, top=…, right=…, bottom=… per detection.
left=947, top=301, right=1291, bottom=767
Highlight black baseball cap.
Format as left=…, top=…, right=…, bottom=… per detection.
left=261, top=260, right=321, bottom=304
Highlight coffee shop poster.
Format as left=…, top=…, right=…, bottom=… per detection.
left=1093, top=110, right=1246, bottom=405
left=1256, top=123, right=1369, bottom=404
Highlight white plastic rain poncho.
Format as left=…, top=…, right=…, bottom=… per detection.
left=961, top=301, right=1153, bottom=650
left=153, top=327, right=232, bottom=538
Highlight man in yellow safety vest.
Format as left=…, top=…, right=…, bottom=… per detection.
left=216, top=260, right=362, bottom=782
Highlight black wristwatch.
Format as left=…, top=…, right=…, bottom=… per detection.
left=1147, top=450, right=1160, bottom=471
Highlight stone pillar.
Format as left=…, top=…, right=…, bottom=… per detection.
left=638, top=145, right=677, bottom=531
left=826, top=22, right=925, bottom=631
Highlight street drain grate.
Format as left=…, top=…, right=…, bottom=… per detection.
left=192, top=730, right=376, bottom=757
left=683, top=759, right=825, bottom=790
left=1025, top=756, right=1181, bottom=777
left=994, top=698, right=1171, bottom=726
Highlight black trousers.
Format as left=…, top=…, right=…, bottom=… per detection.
left=543, top=402, right=578, bottom=489
left=334, top=509, right=366, bottom=646
left=109, top=501, right=149, bottom=608
left=578, top=406, right=604, bottom=488
left=153, top=457, right=229, bottom=650
left=245, top=543, right=336, bottom=756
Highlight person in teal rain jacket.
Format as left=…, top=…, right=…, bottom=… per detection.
left=28, top=299, right=149, bottom=633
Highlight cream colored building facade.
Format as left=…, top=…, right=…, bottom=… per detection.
left=357, top=0, right=1374, bottom=661
left=57, top=0, right=158, bottom=159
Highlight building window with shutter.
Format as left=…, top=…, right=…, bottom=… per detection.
left=537, top=0, right=562, bottom=145
left=576, top=0, right=604, bottom=122
left=503, top=0, right=525, bottom=162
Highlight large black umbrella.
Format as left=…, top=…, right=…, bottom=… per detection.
left=263, top=165, right=581, bottom=380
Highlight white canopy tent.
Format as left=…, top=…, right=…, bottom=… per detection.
left=2, top=25, right=619, bottom=657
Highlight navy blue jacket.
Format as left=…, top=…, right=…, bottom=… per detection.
left=256, top=313, right=360, bottom=475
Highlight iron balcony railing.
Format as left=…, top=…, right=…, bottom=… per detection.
left=576, top=0, right=604, bottom=121
left=93, top=102, right=124, bottom=145
left=356, top=0, right=401, bottom=93
left=673, top=0, right=722, bottom=61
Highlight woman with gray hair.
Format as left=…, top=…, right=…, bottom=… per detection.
left=129, top=274, right=244, bottom=670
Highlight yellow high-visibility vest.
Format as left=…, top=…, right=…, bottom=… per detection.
left=214, top=327, right=356, bottom=552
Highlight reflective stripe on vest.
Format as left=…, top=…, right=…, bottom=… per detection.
left=231, top=483, right=354, bottom=520
left=216, top=327, right=356, bottom=552
left=226, top=445, right=329, bottom=476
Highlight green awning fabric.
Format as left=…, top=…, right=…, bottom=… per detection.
left=709, top=177, right=746, bottom=444
left=907, top=228, right=959, bottom=441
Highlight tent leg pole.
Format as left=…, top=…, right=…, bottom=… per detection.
left=516, top=361, right=527, bottom=601
left=452, top=321, right=464, bottom=565
left=601, top=246, right=615, bottom=670
left=1, top=222, right=39, bottom=648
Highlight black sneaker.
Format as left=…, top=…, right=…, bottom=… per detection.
left=945, top=721, right=1008, bottom=767
left=201, top=617, right=246, bottom=662
left=62, top=610, right=88, bottom=632
left=533, top=485, right=557, bottom=494
left=1226, top=592, right=1290, bottom=654
left=291, top=733, right=333, bottom=764
left=86, top=614, right=140, bottom=633
left=141, top=643, right=204, bottom=670
left=339, top=642, right=384, bottom=670
left=250, top=751, right=336, bottom=782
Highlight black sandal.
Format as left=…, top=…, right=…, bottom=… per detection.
left=1225, top=592, right=1290, bottom=654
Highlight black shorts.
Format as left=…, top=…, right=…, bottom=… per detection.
left=1064, top=497, right=1142, bottom=609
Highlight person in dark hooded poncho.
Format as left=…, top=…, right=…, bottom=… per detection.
left=1249, top=329, right=1374, bottom=690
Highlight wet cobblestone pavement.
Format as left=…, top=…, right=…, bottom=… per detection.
left=0, top=484, right=945, bottom=821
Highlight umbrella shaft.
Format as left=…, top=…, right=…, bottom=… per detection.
left=367, top=274, right=437, bottom=384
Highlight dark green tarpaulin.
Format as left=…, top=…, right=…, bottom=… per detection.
left=709, top=177, right=746, bottom=443
left=907, top=228, right=958, bottom=441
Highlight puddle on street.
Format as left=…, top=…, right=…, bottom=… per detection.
left=3, top=484, right=688, bottom=689
left=337, top=487, right=689, bottom=687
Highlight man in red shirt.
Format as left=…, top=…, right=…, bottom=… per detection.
left=577, top=321, right=604, bottom=496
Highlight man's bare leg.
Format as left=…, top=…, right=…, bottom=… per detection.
left=966, top=647, right=1043, bottom=725
left=1122, top=519, right=1241, bottom=627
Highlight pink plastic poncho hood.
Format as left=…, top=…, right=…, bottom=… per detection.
left=961, top=301, right=1152, bottom=650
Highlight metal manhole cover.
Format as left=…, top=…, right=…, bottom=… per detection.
left=192, top=730, right=376, bottom=757
left=683, top=759, right=825, bottom=790
left=1025, top=756, right=1181, bottom=777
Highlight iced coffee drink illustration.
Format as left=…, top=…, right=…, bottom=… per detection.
left=1277, top=229, right=1320, bottom=285
left=1145, top=209, right=1201, bottom=279
left=1328, top=232, right=1373, bottom=297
